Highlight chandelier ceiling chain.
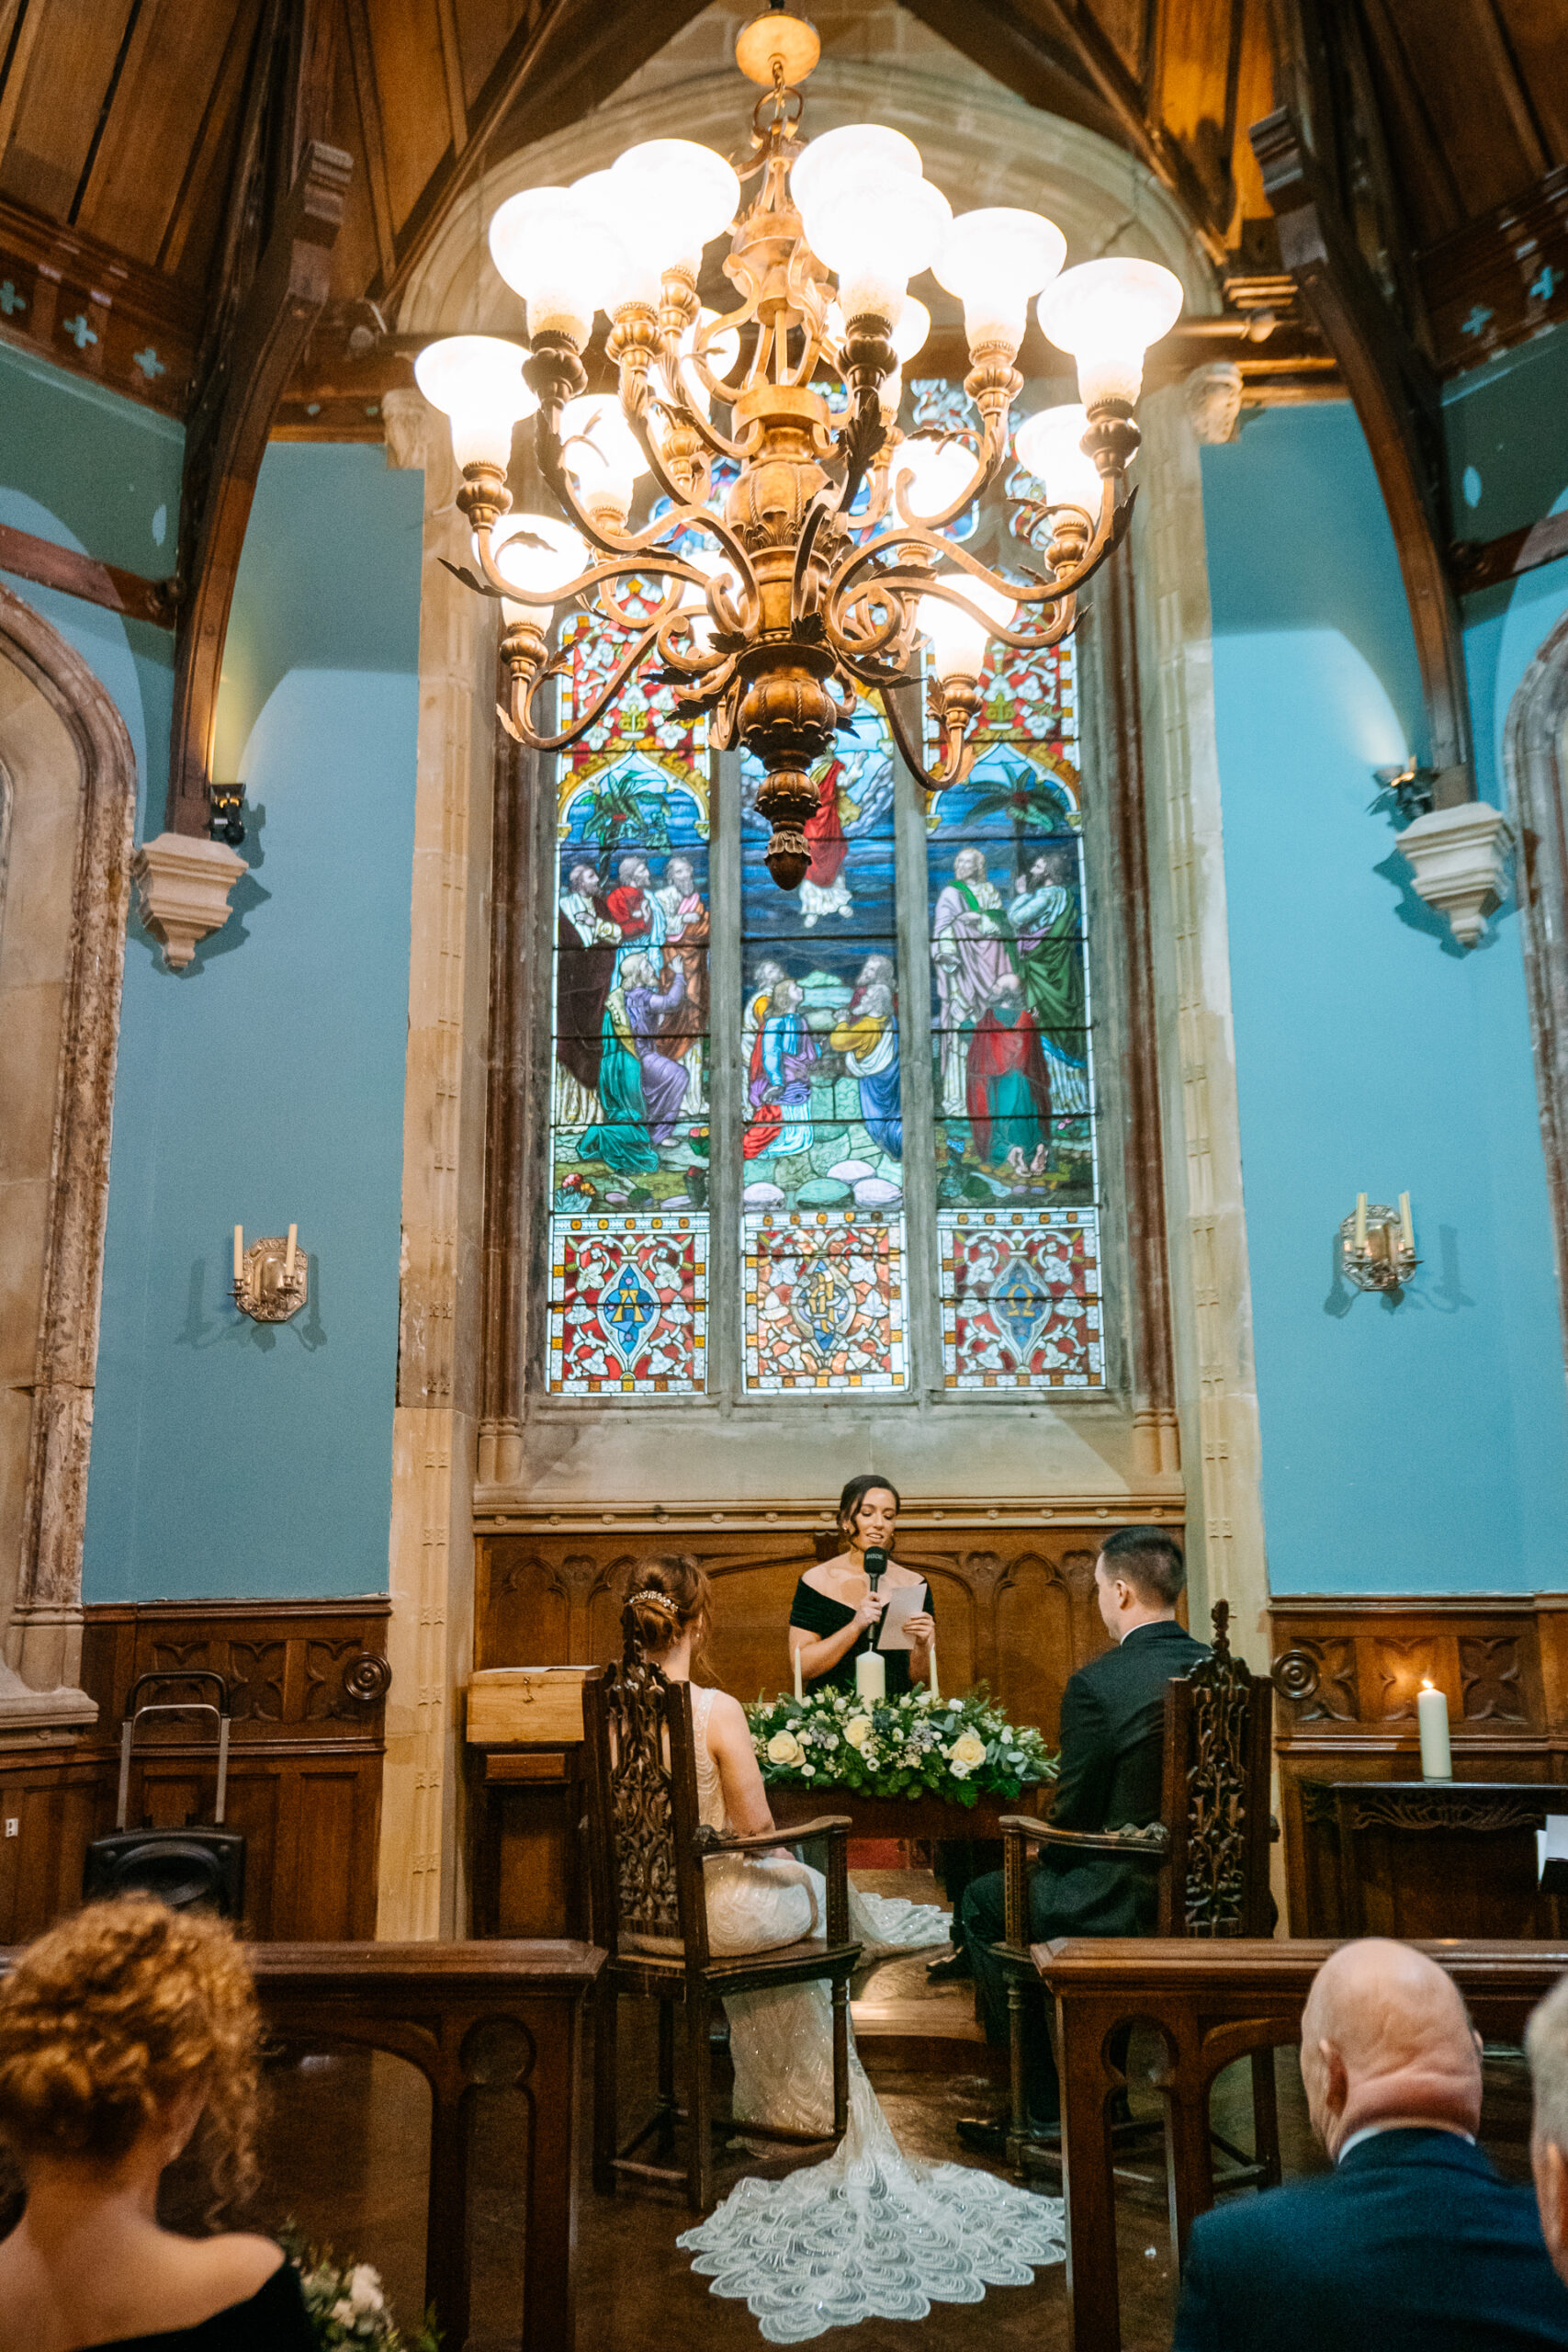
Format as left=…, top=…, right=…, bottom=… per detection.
left=413, top=8, right=1183, bottom=888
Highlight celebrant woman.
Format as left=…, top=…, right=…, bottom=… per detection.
left=787, top=1474, right=936, bottom=1700
left=615, top=1556, right=1066, bottom=2341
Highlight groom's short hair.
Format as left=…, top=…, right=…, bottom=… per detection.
left=1099, top=1525, right=1185, bottom=1608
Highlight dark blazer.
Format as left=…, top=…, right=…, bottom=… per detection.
left=1173, top=2128, right=1568, bottom=2352
left=1036, top=1615, right=1208, bottom=1939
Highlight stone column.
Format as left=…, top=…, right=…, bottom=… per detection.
left=1130, top=387, right=1269, bottom=1666
left=379, top=388, right=496, bottom=1937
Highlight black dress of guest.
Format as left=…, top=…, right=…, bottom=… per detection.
left=788, top=1574, right=931, bottom=1697
left=87, top=2260, right=317, bottom=2351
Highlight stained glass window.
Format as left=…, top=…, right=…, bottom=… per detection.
left=543, top=594, right=711, bottom=1394
left=740, top=699, right=908, bottom=1390
left=928, top=639, right=1103, bottom=1389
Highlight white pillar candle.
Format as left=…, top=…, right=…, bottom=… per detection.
left=1400, top=1191, right=1415, bottom=1252
left=232, top=1225, right=243, bottom=1282
left=1354, top=1193, right=1368, bottom=1252
left=793, top=1644, right=804, bottom=1703
left=855, top=1650, right=886, bottom=1705
left=1417, top=1680, right=1452, bottom=1780
left=285, top=1223, right=298, bottom=1282
left=928, top=1643, right=940, bottom=1703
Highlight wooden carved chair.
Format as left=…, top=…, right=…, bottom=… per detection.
left=582, top=1646, right=862, bottom=2211
left=996, top=1600, right=1279, bottom=2186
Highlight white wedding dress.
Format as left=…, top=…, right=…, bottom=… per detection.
left=677, top=1688, right=1066, bottom=2343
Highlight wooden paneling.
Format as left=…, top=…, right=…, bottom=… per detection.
left=0, top=1597, right=389, bottom=1946
left=1270, top=1593, right=1568, bottom=1939
left=0, top=190, right=200, bottom=414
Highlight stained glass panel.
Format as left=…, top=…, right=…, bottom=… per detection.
left=929, top=639, right=1102, bottom=1390
left=739, top=698, right=909, bottom=1391
left=545, top=748, right=710, bottom=1393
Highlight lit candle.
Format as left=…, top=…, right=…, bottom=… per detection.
left=928, top=1642, right=940, bottom=1703
left=1400, top=1191, right=1414, bottom=1254
left=1354, top=1193, right=1368, bottom=1253
left=855, top=1651, right=886, bottom=1705
left=285, top=1223, right=298, bottom=1283
left=793, top=1644, right=804, bottom=1703
left=1417, top=1679, right=1452, bottom=1781
left=232, top=1225, right=243, bottom=1283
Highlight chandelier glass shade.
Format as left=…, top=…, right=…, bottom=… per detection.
left=412, top=8, right=1183, bottom=887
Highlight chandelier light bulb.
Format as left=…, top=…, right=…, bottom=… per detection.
left=488, top=186, right=623, bottom=345
left=490, top=512, right=588, bottom=623
left=412, top=334, right=537, bottom=469
left=1037, top=256, right=1184, bottom=411
left=820, top=170, right=951, bottom=330
left=559, top=394, right=649, bottom=524
left=893, top=434, right=979, bottom=522
left=788, top=123, right=923, bottom=218
left=936, top=207, right=1067, bottom=357
left=1012, top=403, right=1107, bottom=517
left=918, top=573, right=1015, bottom=683
left=609, top=138, right=740, bottom=277
left=570, top=169, right=663, bottom=311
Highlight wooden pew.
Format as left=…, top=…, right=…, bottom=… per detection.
left=1033, top=1936, right=1568, bottom=2352
left=4, top=1939, right=604, bottom=2352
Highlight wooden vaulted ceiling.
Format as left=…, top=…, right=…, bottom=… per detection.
left=0, top=0, right=1564, bottom=432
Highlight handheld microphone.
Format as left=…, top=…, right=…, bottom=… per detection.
left=863, top=1547, right=887, bottom=1592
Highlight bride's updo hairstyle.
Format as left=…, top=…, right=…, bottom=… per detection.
left=617, top=1553, right=712, bottom=1665
left=836, top=1472, right=901, bottom=1548
left=0, top=1897, right=261, bottom=2219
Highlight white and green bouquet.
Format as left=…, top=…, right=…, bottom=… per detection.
left=744, top=1683, right=1057, bottom=1807
left=284, top=2229, right=441, bottom=2351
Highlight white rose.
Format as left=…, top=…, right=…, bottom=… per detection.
left=767, top=1729, right=804, bottom=1766
left=948, top=1729, right=987, bottom=1769
left=331, top=2301, right=355, bottom=2326
left=947, top=1698, right=962, bottom=1711
left=843, top=1715, right=874, bottom=1750
left=951, top=1760, right=971, bottom=1780
left=348, top=2267, right=385, bottom=2316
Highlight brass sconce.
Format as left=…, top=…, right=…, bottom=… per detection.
left=1339, top=1193, right=1418, bottom=1293
left=231, top=1224, right=307, bottom=1323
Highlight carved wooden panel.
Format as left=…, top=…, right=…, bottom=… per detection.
left=0, top=1598, right=390, bottom=1944
left=1270, top=1596, right=1562, bottom=1938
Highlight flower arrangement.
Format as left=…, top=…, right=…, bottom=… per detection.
left=745, top=1683, right=1057, bottom=1807
left=283, top=2229, right=441, bottom=2351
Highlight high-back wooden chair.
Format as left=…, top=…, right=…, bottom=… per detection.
left=996, top=1600, right=1278, bottom=2178
left=582, top=1640, right=862, bottom=2211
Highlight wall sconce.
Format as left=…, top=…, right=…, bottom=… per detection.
left=231, top=1224, right=307, bottom=1322
left=1339, top=1193, right=1418, bottom=1293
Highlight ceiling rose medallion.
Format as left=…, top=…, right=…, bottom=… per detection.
left=414, top=8, right=1182, bottom=888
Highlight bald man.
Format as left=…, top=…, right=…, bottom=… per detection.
left=1173, top=1939, right=1568, bottom=2350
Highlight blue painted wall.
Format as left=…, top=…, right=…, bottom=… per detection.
left=1201, top=391, right=1568, bottom=1594
left=75, top=442, right=423, bottom=1600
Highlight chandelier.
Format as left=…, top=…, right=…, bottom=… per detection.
left=412, top=7, right=1182, bottom=888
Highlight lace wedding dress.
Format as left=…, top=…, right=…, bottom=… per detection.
left=677, top=1688, right=1066, bottom=2343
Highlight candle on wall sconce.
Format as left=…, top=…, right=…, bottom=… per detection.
left=1340, top=1193, right=1419, bottom=1293
left=231, top=1227, right=308, bottom=1323
left=1417, top=1679, right=1452, bottom=1780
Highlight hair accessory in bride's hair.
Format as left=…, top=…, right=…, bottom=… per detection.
left=626, top=1589, right=679, bottom=1616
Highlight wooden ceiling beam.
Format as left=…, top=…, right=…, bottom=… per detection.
left=898, top=0, right=1232, bottom=263
left=343, top=0, right=396, bottom=285
left=1251, top=105, right=1472, bottom=800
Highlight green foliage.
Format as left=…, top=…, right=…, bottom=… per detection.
left=576, top=766, right=671, bottom=855
left=744, top=1683, right=1057, bottom=1808
left=282, top=2226, right=441, bottom=2352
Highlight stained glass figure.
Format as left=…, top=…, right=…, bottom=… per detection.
left=929, top=639, right=1101, bottom=1390
left=739, top=698, right=909, bottom=1390
left=547, top=752, right=710, bottom=1393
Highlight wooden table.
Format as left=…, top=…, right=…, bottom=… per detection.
left=1032, top=1936, right=1568, bottom=2352
left=770, top=1787, right=1051, bottom=1841
left=1315, top=1779, right=1568, bottom=1935
left=253, top=1939, right=604, bottom=2352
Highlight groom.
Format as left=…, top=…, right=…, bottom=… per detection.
left=953, top=1525, right=1206, bottom=2152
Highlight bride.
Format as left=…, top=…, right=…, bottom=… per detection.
left=615, top=1558, right=1066, bottom=2344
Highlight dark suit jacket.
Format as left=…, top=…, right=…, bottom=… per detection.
left=1036, top=1615, right=1208, bottom=1939
left=1173, top=2128, right=1568, bottom=2352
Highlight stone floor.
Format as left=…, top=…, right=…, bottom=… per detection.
left=226, top=1876, right=1540, bottom=2352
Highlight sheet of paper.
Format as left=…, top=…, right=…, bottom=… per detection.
left=1540, top=1815, right=1568, bottom=1883
left=875, top=1584, right=923, bottom=1653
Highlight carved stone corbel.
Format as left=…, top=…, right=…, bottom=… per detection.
left=1396, top=800, right=1514, bottom=949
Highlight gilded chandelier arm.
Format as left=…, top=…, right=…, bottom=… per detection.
left=874, top=677, right=976, bottom=797
left=499, top=618, right=668, bottom=752
left=888, top=422, right=1009, bottom=535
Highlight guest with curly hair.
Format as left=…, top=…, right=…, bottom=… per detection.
left=0, top=1895, right=312, bottom=2350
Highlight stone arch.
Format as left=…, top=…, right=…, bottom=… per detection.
left=0, top=582, right=139, bottom=1722
left=1504, top=602, right=1568, bottom=1376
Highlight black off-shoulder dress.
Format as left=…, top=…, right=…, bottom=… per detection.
left=789, top=1574, right=931, bottom=1697
left=87, top=2261, right=316, bottom=2350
